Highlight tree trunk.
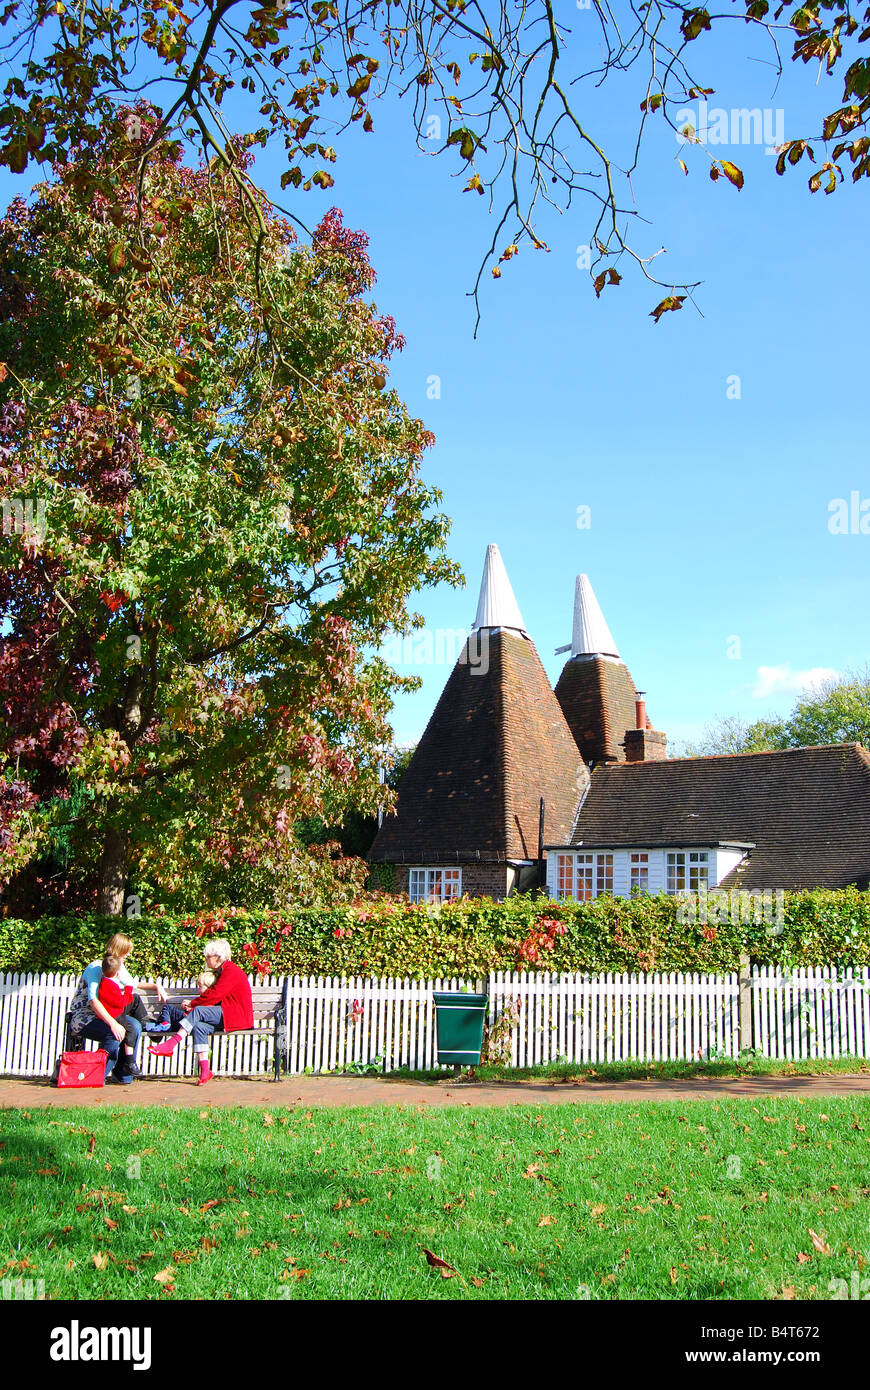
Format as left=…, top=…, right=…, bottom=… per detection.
left=98, top=827, right=128, bottom=916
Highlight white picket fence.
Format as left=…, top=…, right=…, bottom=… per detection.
left=752, top=966, right=870, bottom=1060
left=0, top=967, right=869, bottom=1078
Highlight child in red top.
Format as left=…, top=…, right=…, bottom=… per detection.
left=96, top=954, right=135, bottom=1018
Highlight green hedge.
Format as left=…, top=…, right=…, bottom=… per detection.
left=1, top=888, right=870, bottom=978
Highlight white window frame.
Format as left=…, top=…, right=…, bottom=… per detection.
left=554, top=852, right=613, bottom=901
left=630, top=852, right=649, bottom=894
left=666, top=851, right=709, bottom=895
left=408, top=868, right=462, bottom=904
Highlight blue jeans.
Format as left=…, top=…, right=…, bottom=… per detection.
left=180, top=1005, right=224, bottom=1048
left=75, top=1015, right=142, bottom=1077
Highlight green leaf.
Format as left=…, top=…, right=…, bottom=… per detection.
left=680, top=7, right=712, bottom=41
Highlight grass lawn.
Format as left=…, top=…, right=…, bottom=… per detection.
left=2, top=1099, right=869, bottom=1300
left=382, top=1055, right=870, bottom=1084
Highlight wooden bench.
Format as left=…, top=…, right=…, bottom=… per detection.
left=63, top=979, right=290, bottom=1081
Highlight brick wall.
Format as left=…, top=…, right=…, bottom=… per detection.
left=393, top=863, right=513, bottom=901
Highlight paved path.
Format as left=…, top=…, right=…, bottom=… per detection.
left=2, top=1073, right=870, bottom=1109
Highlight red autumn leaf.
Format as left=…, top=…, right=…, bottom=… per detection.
left=422, top=1247, right=457, bottom=1278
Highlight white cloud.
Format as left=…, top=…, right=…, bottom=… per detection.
left=752, top=664, right=840, bottom=700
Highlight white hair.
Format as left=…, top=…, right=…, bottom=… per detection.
left=203, top=938, right=232, bottom=963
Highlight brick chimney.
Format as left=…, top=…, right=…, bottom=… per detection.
left=624, top=691, right=667, bottom=761
left=624, top=728, right=667, bottom=762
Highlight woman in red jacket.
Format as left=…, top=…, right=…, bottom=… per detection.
left=148, top=939, right=253, bottom=1085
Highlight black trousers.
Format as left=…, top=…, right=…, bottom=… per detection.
left=118, top=993, right=151, bottom=1047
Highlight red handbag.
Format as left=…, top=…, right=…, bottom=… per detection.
left=56, top=1049, right=109, bottom=1089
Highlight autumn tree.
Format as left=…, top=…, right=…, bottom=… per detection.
left=0, top=2, right=867, bottom=325
left=0, top=110, right=457, bottom=914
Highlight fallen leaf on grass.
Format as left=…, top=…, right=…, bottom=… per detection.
left=172, top=1250, right=197, bottom=1265
left=121, top=1205, right=138, bottom=1214
left=199, top=1199, right=221, bottom=1213
left=470, top=1277, right=485, bottom=1288
left=36, top=1167, right=59, bottom=1176
left=669, top=1267, right=678, bottom=1284
left=103, top=1217, right=117, bottom=1231
left=589, top=1204, right=607, bottom=1219
left=153, top=1267, right=176, bottom=1288
left=810, top=1230, right=831, bottom=1256
left=92, top=1252, right=109, bottom=1270
left=423, top=1248, right=458, bottom=1279
left=797, top=1252, right=812, bottom=1264
left=262, top=1112, right=274, bottom=1126
left=781, top=1285, right=797, bottom=1300
left=538, top=1215, right=557, bottom=1227
left=200, top=1236, right=218, bottom=1253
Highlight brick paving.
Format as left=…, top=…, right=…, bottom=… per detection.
left=2, top=1072, right=870, bottom=1109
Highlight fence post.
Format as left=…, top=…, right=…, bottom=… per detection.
left=738, top=953, right=753, bottom=1054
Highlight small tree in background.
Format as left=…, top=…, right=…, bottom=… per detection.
left=676, top=668, right=870, bottom=757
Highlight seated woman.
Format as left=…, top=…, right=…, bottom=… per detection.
left=68, top=932, right=166, bottom=1084
left=149, top=939, right=253, bottom=1086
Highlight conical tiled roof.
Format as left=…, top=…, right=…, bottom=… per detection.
left=555, top=573, right=653, bottom=763
left=369, top=548, right=587, bottom=866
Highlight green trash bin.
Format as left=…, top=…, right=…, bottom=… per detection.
left=433, top=991, right=489, bottom=1067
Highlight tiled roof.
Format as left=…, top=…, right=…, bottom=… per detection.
left=554, top=656, right=643, bottom=764
left=369, top=630, right=587, bottom=865
left=554, top=743, right=870, bottom=890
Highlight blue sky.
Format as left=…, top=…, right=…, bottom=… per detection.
left=2, top=17, right=867, bottom=750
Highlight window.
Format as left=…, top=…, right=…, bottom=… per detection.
left=556, top=854, right=573, bottom=900
left=630, top=852, right=649, bottom=893
left=596, top=854, right=613, bottom=896
left=576, top=853, right=595, bottom=901
left=688, top=852, right=709, bottom=891
left=408, top=868, right=461, bottom=904
left=667, top=853, right=685, bottom=893
left=555, top=853, right=613, bottom=900
left=667, top=851, right=708, bottom=894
